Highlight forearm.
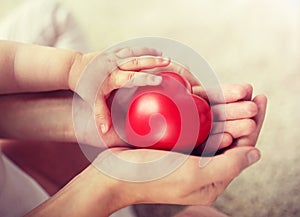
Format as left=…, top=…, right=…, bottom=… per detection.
left=0, top=91, right=76, bottom=142
left=0, top=40, right=81, bottom=94
left=0, top=91, right=125, bottom=147
left=24, top=165, right=129, bottom=217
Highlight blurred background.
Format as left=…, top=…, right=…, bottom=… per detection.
left=1, top=0, right=299, bottom=216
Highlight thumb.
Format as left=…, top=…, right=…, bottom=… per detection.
left=201, top=147, right=261, bottom=183
left=94, top=94, right=111, bottom=134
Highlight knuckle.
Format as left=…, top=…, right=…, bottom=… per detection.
left=104, top=53, right=117, bottom=64
left=111, top=71, right=134, bottom=88
left=95, top=113, right=106, bottom=120
left=122, top=47, right=131, bottom=55
left=94, top=106, right=110, bottom=120
left=243, top=83, right=253, bottom=93
left=126, top=47, right=134, bottom=56
left=131, top=57, right=140, bottom=66
left=233, top=83, right=250, bottom=99
left=116, top=47, right=133, bottom=58
left=246, top=102, right=258, bottom=117
left=108, top=72, right=120, bottom=89
left=95, top=110, right=111, bottom=120
left=127, top=71, right=136, bottom=81
left=245, top=119, right=256, bottom=134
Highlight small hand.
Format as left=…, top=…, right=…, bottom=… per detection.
left=68, top=47, right=170, bottom=138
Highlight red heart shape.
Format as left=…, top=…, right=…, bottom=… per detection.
left=125, top=72, right=212, bottom=153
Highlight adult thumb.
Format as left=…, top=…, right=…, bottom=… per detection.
left=200, top=146, right=261, bottom=183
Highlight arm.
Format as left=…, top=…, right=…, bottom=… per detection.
left=0, top=91, right=76, bottom=143
left=0, top=40, right=170, bottom=134
left=0, top=83, right=259, bottom=147
left=5, top=88, right=266, bottom=217
left=25, top=93, right=266, bottom=217
left=0, top=91, right=124, bottom=147
left=24, top=164, right=126, bottom=217
left=0, top=40, right=78, bottom=94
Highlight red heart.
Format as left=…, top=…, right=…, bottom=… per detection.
left=125, top=72, right=212, bottom=153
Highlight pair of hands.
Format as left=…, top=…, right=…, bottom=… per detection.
left=92, top=89, right=267, bottom=208
left=70, top=47, right=264, bottom=150
left=67, top=47, right=267, bottom=211
left=0, top=41, right=267, bottom=216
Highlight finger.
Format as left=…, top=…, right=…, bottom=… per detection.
left=212, top=119, right=256, bottom=138
left=189, top=146, right=261, bottom=205
left=193, top=83, right=253, bottom=104
left=115, top=47, right=162, bottom=58
left=193, top=133, right=233, bottom=155
left=94, top=94, right=112, bottom=134
left=221, top=83, right=253, bottom=102
left=165, top=61, right=200, bottom=86
left=202, top=146, right=261, bottom=184
left=243, top=83, right=253, bottom=100
left=234, top=95, right=267, bottom=147
left=210, top=133, right=233, bottom=151
left=118, top=56, right=170, bottom=71
left=144, top=61, right=200, bottom=86
left=104, top=71, right=162, bottom=94
left=121, top=72, right=162, bottom=87
left=212, top=101, right=258, bottom=121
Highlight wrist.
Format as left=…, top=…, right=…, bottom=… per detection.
left=68, top=52, right=84, bottom=91
left=25, top=163, right=123, bottom=217
left=81, top=164, right=134, bottom=216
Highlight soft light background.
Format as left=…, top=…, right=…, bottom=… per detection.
left=1, top=0, right=299, bottom=217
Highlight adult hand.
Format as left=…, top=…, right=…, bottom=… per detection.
left=194, top=83, right=260, bottom=154
left=22, top=88, right=267, bottom=217
left=86, top=94, right=266, bottom=210
left=144, top=62, right=260, bottom=151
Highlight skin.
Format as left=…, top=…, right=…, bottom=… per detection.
left=0, top=87, right=266, bottom=217
left=22, top=93, right=266, bottom=217
left=0, top=40, right=170, bottom=136
left=0, top=40, right=267, bottom=216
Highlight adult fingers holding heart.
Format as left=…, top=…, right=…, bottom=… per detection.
left=192, top=83, right=259, bottom=155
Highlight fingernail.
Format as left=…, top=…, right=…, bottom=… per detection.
left=247, top=149, right=260, bottom=165
left=100, top=124, right=108, bottom=134
left=151, top=75, right=162, bottom=85
left=157, top=50, right=163, bottom=56
left=162, top=57, right=170, bottom=63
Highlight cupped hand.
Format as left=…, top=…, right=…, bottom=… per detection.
left=89, top=95, right=266, bottom=208
left=92, top=134, right=262, bottom=208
